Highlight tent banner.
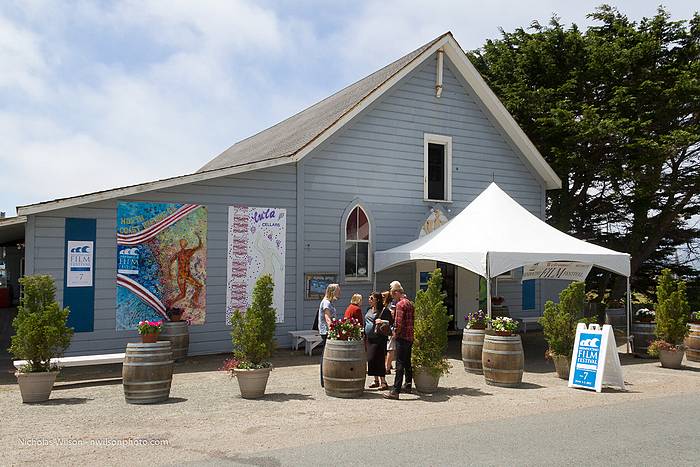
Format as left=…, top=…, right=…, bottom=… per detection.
left=522, top=262, right=592, bottom=282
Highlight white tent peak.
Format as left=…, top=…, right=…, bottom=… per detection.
left=374, top=182, right=630, bottom=278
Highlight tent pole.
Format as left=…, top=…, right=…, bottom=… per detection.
left=372, top=271, right=377, bottom=292
left=486, top=253, right=492, bottom=319
left=626, top=276, right=631, bottom=354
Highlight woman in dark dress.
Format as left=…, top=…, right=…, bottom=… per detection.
left=365, top=291, right=393, bottom=390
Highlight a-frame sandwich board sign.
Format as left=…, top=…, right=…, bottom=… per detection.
left=568, top=323, right=625, bottom=392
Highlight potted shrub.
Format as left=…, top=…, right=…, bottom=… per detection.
left=412, top=269, right=451, bottom=393
left=651, top=269, right=690, bottom=369
left=137, top=320, right=163, bottom=343
left=539, top=281, right=585, bottom=379
left=490, top=317, right=518, bottom=336
left=225, top=274, right=277, bottom=399
left=9, top=275, right=73, bottom=403
left=323, top=317, right=365, bottom=398
left=462, top=310, right=488, bottom=374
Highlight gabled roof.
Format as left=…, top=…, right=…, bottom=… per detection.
left=17, top=32, right=561, bottom=216
left=199, top=34, right=446, bottom=172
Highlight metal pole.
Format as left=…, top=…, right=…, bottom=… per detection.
left=486, top=253, right=492, bottom=319
left=626, top=276, right=631, bottom=354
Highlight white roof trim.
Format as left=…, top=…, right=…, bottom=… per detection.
left=0, top=215, right=27, bottom=227
left=17, top=32, right=560, bottom=216
left=16, top=158, right=289, bottom=216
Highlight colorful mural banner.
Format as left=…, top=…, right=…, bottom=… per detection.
left=227, top=206, right=286, bottom=323
left=116, top=202, right=207, bottom=330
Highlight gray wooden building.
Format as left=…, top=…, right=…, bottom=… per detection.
left=6, top=32, right=564, bottom=356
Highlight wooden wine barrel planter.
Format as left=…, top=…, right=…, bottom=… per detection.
left=631, top=322, right=656, bottom=358
left=322, top=339, right=366, bottom=398
left=482, top=333, right=524, bottom=388
left=123, top=342, right=174, bottom=404
left=160, top=321, right=189, bottom=362
left=605, top=308, right=626, bottom=327
left=462, top=328, right=486, bottom=374
left=685, top=323, right=700, bottom=363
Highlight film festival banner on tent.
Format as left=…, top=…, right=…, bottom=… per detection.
left=522, top=262, right=593, bottom=282
left=227, top=206, right=286, bottom=323
left=116, top=202, right=207, bottom=330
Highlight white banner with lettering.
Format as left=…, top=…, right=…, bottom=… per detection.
left=522, top=262, right=593, bottom=282
left=226, top=206, right=286, bottom=323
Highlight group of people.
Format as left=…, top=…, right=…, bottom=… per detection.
left=317, top=280, right=415, bottom=400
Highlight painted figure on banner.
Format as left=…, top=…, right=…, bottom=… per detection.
left=419, top=209, right=448, bottom=237
left=169, top=233, right=204, bottom=306
left=116, top=202, right=207, bottom=331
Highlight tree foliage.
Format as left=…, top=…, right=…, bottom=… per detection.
left=9, top=275, right=73, bottom=372
left=412, top=268, right=451, bottom=377
left=469, top=5, right=700, bottom=297
left=654, top=268, right=690, bottom=345
left=539, top=281, right=585, bottom=357
left=230, top=274, right=277, bottom=367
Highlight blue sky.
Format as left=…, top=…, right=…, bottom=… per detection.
left=0, top=0, right=698, bottom=217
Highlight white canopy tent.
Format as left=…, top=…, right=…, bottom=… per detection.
left=375, top=183, right=632, bottom=346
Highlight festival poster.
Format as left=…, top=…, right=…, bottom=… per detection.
left=116, top=201, right=207, bottom=330
left=227, top=206, right=286, bottom=323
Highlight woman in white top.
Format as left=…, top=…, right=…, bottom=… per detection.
left=319, top=283, right=340, bottom=388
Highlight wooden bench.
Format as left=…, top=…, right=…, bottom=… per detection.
left=288, top=330, right=324, bottom=356
left=13, top=353, right=126, bottom=370
left=520, top=316, right=540, bottom=333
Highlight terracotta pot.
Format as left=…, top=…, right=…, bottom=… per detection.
left=551, top=354, right=571, bottom=380
left=658, top=348, right=684, bottom=369
left=141, top=333, right=158, bottom=343
left=234, top=367, right=272, bottom=399
left=414, top=367, right=440, bottom=394
left=16, top=371, right=59, bottom=403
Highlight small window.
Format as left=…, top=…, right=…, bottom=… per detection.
left=344, top=206, right=370, bottom=280
left=424, top=134, right=452, bottom=201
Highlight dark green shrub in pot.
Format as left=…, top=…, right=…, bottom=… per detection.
left=539, top=281, right=585, bottom=378
left=225, top=274, right=277, bottom=399
left=9, top=275, right=73, bottom=373
left=650, top=269, right=689, bottom=368
left=412, top=269, right=451, bottom=391
left=229, top=274, right=277, bottom=369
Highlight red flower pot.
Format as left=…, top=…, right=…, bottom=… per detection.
left=141, top=333, right=158, bottom=343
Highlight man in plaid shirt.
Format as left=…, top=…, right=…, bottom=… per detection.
left=384, top=281, right=414, bottom=399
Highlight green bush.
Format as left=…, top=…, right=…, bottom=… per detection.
left=230, top=274, right=277, bottom=368
left=655, top=269, right=690, bottom=346
left=539, top=282, right=585, bottom=358
left=412, top=268, right=451, bottom=377
left=9, top=275, right=73, bottom=373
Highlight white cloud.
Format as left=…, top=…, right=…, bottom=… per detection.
left=1, top=0, right=697, bottom=216
left=0, top=14, right=48, bottom=98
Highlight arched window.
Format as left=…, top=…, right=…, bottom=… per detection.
left=344, top=206, right=371, bottom=280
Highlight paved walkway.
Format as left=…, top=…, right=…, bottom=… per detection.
left=1, top=334, right=698, bottom=466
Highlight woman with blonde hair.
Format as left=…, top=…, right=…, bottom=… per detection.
left=318, top=283, right=340, bottom=388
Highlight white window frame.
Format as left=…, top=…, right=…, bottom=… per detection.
left=424, top=133, right=453, bottom=202
left=344, top=206, right=372, bottom=282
